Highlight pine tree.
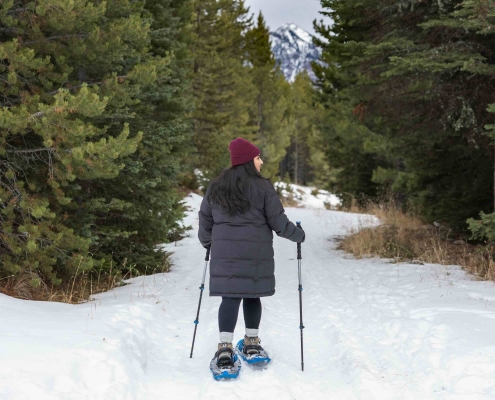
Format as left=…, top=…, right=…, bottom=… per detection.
left=80, top=0, right=195, bottom=272
left=314, top=0, right=495, bottom=226
left=280, top=72, right=330, bottom=186
left=362, top=0, right=495, bottom=228
left=191, top=0, right=255, bottom=180
left=245, top=12, right=291, bottom=178
left=313, top=0, right=382, bottom=201
left=437, top=0, right=495, bottom=239
left=0, top=1, right=161, bottom=284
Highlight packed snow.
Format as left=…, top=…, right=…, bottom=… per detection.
left=2, top=191, right=495, bottom=399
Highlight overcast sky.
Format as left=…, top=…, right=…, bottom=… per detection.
left=243, top=0, right=328, bottom=35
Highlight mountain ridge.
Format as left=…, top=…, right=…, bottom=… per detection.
left=270, top=22, right=321, bottom=82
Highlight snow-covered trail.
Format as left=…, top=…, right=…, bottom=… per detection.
left=2, top=193, right=495, bottom=399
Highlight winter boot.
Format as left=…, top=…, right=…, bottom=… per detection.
left=242, top=335, right=264, bottom=356
left=210, top=342, right=241, bottom=380
left=215, top=342, right=235, bottom=369
left=235, top=335, right=271, bottom=365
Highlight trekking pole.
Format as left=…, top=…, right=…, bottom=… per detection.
left=296, top=221, right=305, bottom=372
left=190, top=245, right=210, bottom=358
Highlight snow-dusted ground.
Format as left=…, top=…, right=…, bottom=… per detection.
left=2, top=193, right=495, bottom=399
left=274, top=182, right=341, bottom=209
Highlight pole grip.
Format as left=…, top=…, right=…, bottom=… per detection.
left=296, top=221, right=302, bottom=260
left=205, top=245, right=211, bottom=261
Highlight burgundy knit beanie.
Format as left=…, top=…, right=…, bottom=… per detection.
left=229, top=138, right=260, bottom=167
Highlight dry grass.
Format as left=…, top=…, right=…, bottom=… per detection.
left=339, top=198, right=495, bottom=281
left=280, top=196, right=301, bottom=208
left=0, top=256, right=172, bottom=304
left=0, top=269, right=123, bottom=304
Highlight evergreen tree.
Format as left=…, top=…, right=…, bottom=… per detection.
left=82, top=0, right=195, bottom=272
left=280, top=72, right=330, bottom=186
left=191, top=0, right=255, bottom=180
left=314, top=0, right=495, bottom=227
left=246, top=12, right=291, bottom=178
left=0, top=0, right=163, bottom=284
left=313, top=0, right=382, bottom=201
left=438, top=0, right=495, bottom=239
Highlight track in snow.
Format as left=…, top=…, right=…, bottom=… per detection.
left=2, top=193, right=495, bottom=399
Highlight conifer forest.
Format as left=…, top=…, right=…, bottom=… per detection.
left=1, top=0, right=495, bottom=292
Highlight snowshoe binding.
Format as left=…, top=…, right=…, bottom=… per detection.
left=235, top=335, right=271, bottom=367
left=210, top=343, right=241, bottom=380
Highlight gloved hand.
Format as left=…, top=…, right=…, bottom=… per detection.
left=297, top=226, right=305, bottom=243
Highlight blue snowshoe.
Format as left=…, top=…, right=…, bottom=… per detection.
left=235, top=336, right=271, bottom=367
left=210, top=343, right=241, bottom=380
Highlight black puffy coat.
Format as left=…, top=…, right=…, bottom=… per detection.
left=198, top=179, right=304, bottom=298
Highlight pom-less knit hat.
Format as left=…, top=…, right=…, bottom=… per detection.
left=229, top=138, right=260, bottom=167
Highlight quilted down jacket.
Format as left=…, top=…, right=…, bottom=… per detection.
left=198, top=179, right=304, bottom=298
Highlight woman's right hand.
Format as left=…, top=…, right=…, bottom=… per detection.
left=297, top=226, right=305, bottom=243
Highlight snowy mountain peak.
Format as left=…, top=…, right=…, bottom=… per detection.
left=277, top=22, right=313, bottom=44
left=270, top=23, right=321, bottom=82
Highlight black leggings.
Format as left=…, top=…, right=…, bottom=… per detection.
left=218, top=297, right=262, bottom=332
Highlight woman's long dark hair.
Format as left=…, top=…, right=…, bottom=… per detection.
left=208, top=159, right=269, bottom=216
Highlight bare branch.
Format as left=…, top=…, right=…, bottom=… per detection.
left=6, top=147, right=55, bottom=154
left=0, top=27, right=20, bottom=36
left=6, top=7, right=30, bottom=15
left=22, top=33, right=89, bottom=46
left=29, top=111, right=45, bottom=119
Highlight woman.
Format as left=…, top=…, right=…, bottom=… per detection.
left=198, top=137, right=305, bottom=372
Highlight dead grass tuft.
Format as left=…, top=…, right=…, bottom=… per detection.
left=0, top=269, right=123, bottom=304
left=0, top=257, right=171, bottom=304
left=280, top=196, right=301, bottom=208
left=340, top=198, right=495, bottom=281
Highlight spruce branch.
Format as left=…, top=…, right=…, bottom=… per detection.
left=46, top=76, right=128, bottom=96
